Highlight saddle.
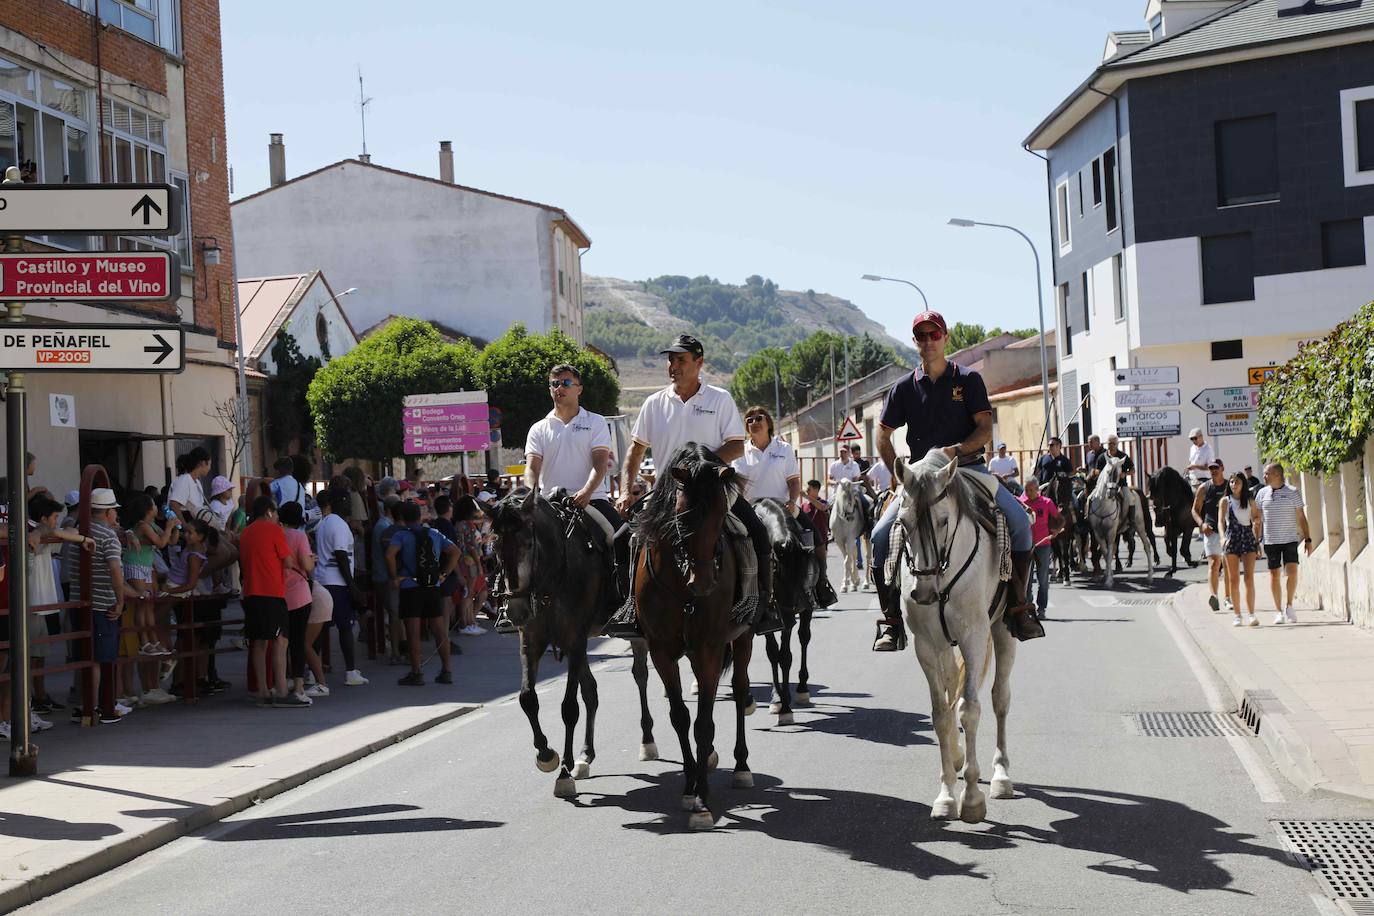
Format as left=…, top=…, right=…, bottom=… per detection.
left=547, top=488, right=612, bottom=554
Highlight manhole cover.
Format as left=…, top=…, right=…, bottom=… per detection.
left=1128, top=711, right=1249, bottom=737
left=1276, top=821, right=1374, bottom=899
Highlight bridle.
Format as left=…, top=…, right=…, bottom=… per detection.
left=493, top=499, right=571, bottom=613
left=901, top=480, right=982, bottom=646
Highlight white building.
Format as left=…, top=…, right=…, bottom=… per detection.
left=231, top=137, right=591, bottom=346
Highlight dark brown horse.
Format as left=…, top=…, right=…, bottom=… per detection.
left=632, top=443, right=756, bottom=829
left=1043, top=473, right=1077, bottom=584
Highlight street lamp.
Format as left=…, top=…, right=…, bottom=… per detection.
left=947, top=217, right=1053, bottom=448
left=861, top=273, right=930, bottom=310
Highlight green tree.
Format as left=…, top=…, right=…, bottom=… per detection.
left=473, top=323, right=620, bottom=449
left=307, top=318, right=478, bottom=462
left=730, top=347, right=795, bottom=416
left=265, top=330, right=321, bottom=453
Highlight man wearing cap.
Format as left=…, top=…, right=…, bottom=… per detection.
left=78, top=488, right=130, bottom=723
left=1191, top=459, right=1231, bottom=612
left=989, top=443, right=1021, bottom=495
left=870, top=310, right=1042, bottom=650
left=605, top=334, right=780, bottom=638
left=1186, top=428, right=1215, bottom=489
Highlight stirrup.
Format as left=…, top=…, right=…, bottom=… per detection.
left=1007, top=605, right=1046, bottom=642
left=601, top=595, right=643, bottom=639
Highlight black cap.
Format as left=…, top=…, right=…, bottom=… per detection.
left=660, top=334, right=704, bottom=358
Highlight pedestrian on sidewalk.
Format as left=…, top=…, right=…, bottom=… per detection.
left=238, top=496, right=307, bottom=708
left=73, top=488, right=131, bottom=725
left=1018, top=479, right=1061, bottom=620
left=168, top=447, right=212, bottom=524
left=1191, top=460, right=1231, bottom=614
left=313, top=490, right=367, bottom=687
left=1220, top=472, right=1261, bottom=627
left=1256, top=462, right=1313, bottom=625
left=386, top=501, right=460, bottom=686
left=429, top=495, right=466, bottom=648
left=371, top=495, right=403, bottom=664
left=278, top=501, right=317, bottom=701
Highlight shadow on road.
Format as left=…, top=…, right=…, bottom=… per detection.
left=0, top=810, right=121, bottom=841
left=209, top=804, right=503, bottom=841
left=787, top=702, right=934, bottom=747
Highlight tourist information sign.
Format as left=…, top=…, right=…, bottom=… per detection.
left=0, top=253, right=179, bottom=302
left=0, top=323, right=183, bottom=372
left=402, top=390, right=491, bottom=454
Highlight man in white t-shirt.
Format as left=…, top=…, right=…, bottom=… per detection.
left=988, top=443, right=1021, bottom=494
left=609, top=333, right=778, bottom=638
left=828, top=445, right=861, bottom=487
left=1186, top=428, right=1215, bottom=488
left=168, top=446, right=211, bottom=522
left=865, top=459, right=893, bottom=495
left=313, top=489, right=366, bottom=686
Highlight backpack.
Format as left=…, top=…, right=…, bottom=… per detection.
left=412, top=525, right=440, bottom=589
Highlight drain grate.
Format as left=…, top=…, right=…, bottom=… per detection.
left=1128, top=711, right=1250, bottom=737
left=1276, top=821, right=1374, bottom=899
left=1239, top=689, right=1287, bottom=735
left=1346, top=901, right=1374, bottom=915
left=1115, top=597, right=1172, bottom=607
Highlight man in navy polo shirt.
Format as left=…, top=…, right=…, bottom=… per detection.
left=869, top=310, right=1043, bottom=650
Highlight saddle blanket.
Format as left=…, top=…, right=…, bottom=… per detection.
left=724, top=513, right=758, bottom=623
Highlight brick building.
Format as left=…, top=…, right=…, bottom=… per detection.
left=0, top=0, right=240, bottom=497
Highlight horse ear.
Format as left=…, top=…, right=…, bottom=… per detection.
left=716, top=466, right=736, bottom=484
left=893, top=457, right=908, bottom=488
left=520, top=487, right=536, bottom=513
left=942, top=453, right=961, bottom=486
left=671, top=466, right=691, bottom=486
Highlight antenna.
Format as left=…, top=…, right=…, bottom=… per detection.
left=356, top=66, right=374, bottom=159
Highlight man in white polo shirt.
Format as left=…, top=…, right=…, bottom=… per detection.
left=1186, top=428, right=1215, bottom=489
left=608, top=333, right=779, bottom=638
left=828, top=444, right=861, bottom=488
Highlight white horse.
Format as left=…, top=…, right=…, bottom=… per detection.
left=1087, top=457, right=1154, bottom=590
left=893, top=449, right=1017, bottom=824
left=829, top=478, right=869, bottom=592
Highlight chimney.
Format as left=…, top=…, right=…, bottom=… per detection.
left=358, top=153, right=371, bottom=164
left=268, top=133, right=286, bottom=187
left=439, top=140, right=454, bottom=184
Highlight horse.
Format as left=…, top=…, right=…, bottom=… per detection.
left=632, top=443, right=757, bottom=829
left=482, top=488, right=657, bottom=798
left=829, top=478, right=869, bottom=592
left=893, top=448, right=1018, bottom=824
left=1149, top=466, right=1198, bottom=577
left=756, top=498, right=821, bottom=726
left=1086, top=458, right=1155, bottom=589
left=1043, top=473, right=1077, bottom=584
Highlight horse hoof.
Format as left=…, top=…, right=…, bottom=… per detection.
left=688, top=810, right=715, bottom=831
left=573, top=760, right=591, bottom=779
left=777, top=711, right=795, bottom=726
left=554, top=777, right=577, bottom=798
left=769, top=701, right=783, bottom=714
left=707, top=750, right=719, bottom=770
left=931, top=798, right=957, bottom=820
left=681, top=795, right=697, bottom=811
left=794, top=691, right=811, bottom=705
left=732, top=770, right=754, bottom=789
left=743, top=699, right=757, bottom=717
left=639, top=742, right=659, bottom=761
left=960, top=798, right=987, bottom=824
left=991, top=777, right=1014, bottom=800
left=536, top=751, right=560, bottom=773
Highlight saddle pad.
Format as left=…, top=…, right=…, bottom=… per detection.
left=956, top=467, right=1000, bottom=502
left=730, top=525, right=759, bottom=624
left=884, top=495, right=908, bottom=584
left=995, top=512, right=1011, bottom=582
left=723, top=513, right=748, bottom=540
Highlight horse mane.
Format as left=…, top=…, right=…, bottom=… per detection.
left=904, top=448, right=996, bottom=534
left=633, top=442, right=738, bottom=547
left=1092, top=457, right=1123, bottom=500
left=754, top=497, right=801, bottom=550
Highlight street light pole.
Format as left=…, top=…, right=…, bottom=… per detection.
left=861, top=274, right=930, bottom=310
left=947, top=218, right=1054, bottom=449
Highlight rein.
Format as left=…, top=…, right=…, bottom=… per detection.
left=495, top=499, right=573, bottom=612
left=902, top=487, right=983, bottom=647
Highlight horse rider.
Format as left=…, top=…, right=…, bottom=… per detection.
left=1090, top=434, right=1134, bottom=487
left=849, top=442, right=883, bottom=504
left=869, top=309, right=1043, bottom=650
left=1185, top=427, right=1216, bottom=492
left=604, top=334, right=782, bottom=638
left=1034, top=436, right=1073, bottom=486
left=1082, top=434, right=1103, bottom=475
left=829, top=444, right=872, bottom=528
left=522, top=362, right=629, bottom=600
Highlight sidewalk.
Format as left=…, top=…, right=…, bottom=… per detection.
left=1169, top=581, right=1374, bottom=803
left=0, top=624, right=594, bottom=911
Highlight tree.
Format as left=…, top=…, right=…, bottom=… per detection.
left=265, top=330, right=321, bottom=453
left=730, top=347, right=794, bottom=416
left=307, top=318, right=479, bottom=462
left=729, top=331, right=901, bottom=415
left=204, top=396, right=252, bottom=476
left=943, top=323, right=1036, bottom=355
left=472, top=323, right=620, bottom=450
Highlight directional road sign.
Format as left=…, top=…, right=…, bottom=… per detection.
left=1115, top=366, right=1179, bottom=386
left=0, top=323, right=183, bottom=372
left=0, top=183, right=180, bottom=235
left=1207, top=411, right=1255, bottom=437
left=1115, top=409, right=1181, bottom=437
left=837, top=417, right=863, bottom=441
left=1191, top=385, right=1261, bottom=413
left=0, top=252, right=179, bottom=302
left=403, top=390, right=490, bottom=454
left=1247, top=366, right=1279, bottom=385
left=1115, top=388, right=1179, bottom=408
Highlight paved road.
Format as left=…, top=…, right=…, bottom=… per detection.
left=26, top=555, right=1369, bottom=915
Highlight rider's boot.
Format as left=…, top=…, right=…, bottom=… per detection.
left=1006, top=550, right=1046, bottom=641
left=814, top=552, right=838, bottom=608
left=751, top=560, right=783, bottom=636
left=602, top=538, right=644, bottom=640
left=871, top=567, right=906, bottom=652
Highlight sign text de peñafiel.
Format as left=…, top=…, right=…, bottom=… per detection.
left=0, top=323, right=184, bottom=373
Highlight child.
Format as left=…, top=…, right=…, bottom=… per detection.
left=27, top=494, right=94, bottom=718
left=208, top=476, right=236, bottom=531
left=122, top=494, right=173, bottom=657
left=163, top=518, right=220, bottom=690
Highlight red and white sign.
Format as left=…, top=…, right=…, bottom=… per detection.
left=837, top=417, right=863, bottom=442
left=0, top=252, right=179, bottom=302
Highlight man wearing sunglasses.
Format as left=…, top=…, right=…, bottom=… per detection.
left=868, top=310, right=1043, bottom=650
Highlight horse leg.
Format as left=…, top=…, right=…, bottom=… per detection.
left=956, top=634, right=988, bottom=824
left=731, top=634, right=755, bottom=789
left=764, top=631, right=782, bottom=709
left=554, top=647, right=585, bottom=798
left=518, top=628, right=559, bottom=775
left=861, top=536, right=873, bottom=588
left=769, top=617, right=794, bottom=723
left=649, top=644, right=697, bottom=811
left=795, top=609, right=812, bottom=705
left=989, top=622, right=1017, bottom=800
left=913, top=637, right=959, bottom=819
left=631, top=640, right=658, bottom=760
left=575, top=651, right=598, bottom=779
left=688, top=647, right=724, bottom=830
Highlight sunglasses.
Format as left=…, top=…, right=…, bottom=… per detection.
left=912, top=328, right=945, bottom=342
left=549, top=379, right=578, bottom=389
left=745, top=416, right=767, bottom=425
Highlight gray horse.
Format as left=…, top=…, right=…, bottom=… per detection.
left=1087, top=458, right=1154, bottom=589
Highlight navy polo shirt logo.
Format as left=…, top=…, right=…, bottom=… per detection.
left=952, top=387, right=964, bottom=402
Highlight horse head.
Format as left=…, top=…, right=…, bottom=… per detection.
left=649, top=444, right=736, bottom=598
left=482, top=486, right=542, bottom=624
left=756, top=498, right=816, bottom=615
left=895, top=448, right=963, bottom=605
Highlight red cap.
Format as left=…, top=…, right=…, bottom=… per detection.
left=912, top=310, right=948, bottom=334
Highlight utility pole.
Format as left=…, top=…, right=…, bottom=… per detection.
left=5, top=167, right=33, bottom=776
left=843, top=336, right=851, bottom=420
left=829, top=344, right=837, bottom=448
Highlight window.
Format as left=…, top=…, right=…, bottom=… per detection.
left=1058, top=283, right=1072, bottom=356
left=1091, top=158, right=1103, bottom=207
left=1103, top=147, right=1119, bottom=232
left=1149, top=13, right=1163, bottom=40
left=102, top=97, right=189, bottom=269
left=315, top=312, right=329, bottom=351
left=1323, top=218, right=1366, bottom=268
left=1112, top=253, right=1125, bottom=321
left=1340, top=87, right=1374, bottom=187
left=1081, top=270, right=1092, bottom=331
left=1055, top=179, right=1071, bottom=252
left=1211, top=339, right=1244, bottom=361
left=99, top=0, right=157, bottom=44
left=1077, top=172, right=1084, bottom=216
left=1215, top=115, right=1278, bottom=206
left=1201, top=233, right=1254, bottom=304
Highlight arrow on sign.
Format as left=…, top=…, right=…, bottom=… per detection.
left=131, top=194, right=163, bottom=226
left=144, top=333, right=173, bottom=365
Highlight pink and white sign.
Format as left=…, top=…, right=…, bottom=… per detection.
left=402, top=390, right=491, bottom=454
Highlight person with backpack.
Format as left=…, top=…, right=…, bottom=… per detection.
left=270, top=456, right=306, bottom=511
left=386, top=501, right=460, bottom=686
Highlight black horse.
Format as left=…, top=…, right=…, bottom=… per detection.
left=756, top=498, right=820, bottom=726
left=1113, top=487, right=1161, bottom=572
left=1043, top=474, right=1077, bottom=584
left=483, top=488, right=657, bottom=798
left=1149, top=466, right=1198, bottom=576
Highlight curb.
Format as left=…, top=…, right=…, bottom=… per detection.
left=1165, top=585, right=1374, bottom=805
left=0, top=703, right=480, bottom=913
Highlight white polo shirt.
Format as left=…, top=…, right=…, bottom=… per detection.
left=632, top=382, right=744, bottom=466
left=828, top=458, right=861, bottom=482
left=525, top=407, right=612, bottom=499
left=733, top=437, right=800, bottom=502
left=866, top=461, right=893, bottom=493
left=1188, top=441, right=1215, bottom=483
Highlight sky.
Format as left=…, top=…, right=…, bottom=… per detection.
left=221, top=0, right=1142, bottom=345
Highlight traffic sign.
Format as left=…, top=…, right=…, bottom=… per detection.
left=0, top=183, right=180, bottom=235
left=1191, top=385, right=1261, bottom=413
left=1115, top=388, right=1179, bottom=408
left=403, top=390, right=490, bottom=454
left=0, top=323, right=183, bottom=372
left=1115, top=366, right=1179, bottom=386
left=1115, top=409, right=1181, bottom=437
left=1207, top=411, right=1255, bottom=436
left=1247, top=366, right=1278, bottom=385
left=837, top=417, right=863, bottom=442
left=0, top=252, right=179, bottom=302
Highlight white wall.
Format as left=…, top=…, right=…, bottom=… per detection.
left=257, top=277, right=358, bottom=374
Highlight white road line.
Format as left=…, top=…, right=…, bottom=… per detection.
left=1308, top=892, right=1342, bottom=916
left=1156, top=605, right=1285, bottom=804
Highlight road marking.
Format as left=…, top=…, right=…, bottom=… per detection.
left=1308, top=892, right=1342, bottom=916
